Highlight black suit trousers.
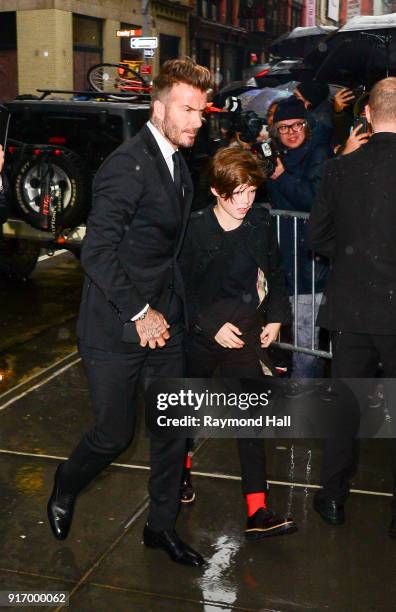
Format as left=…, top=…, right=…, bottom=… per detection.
left=186, top=333, right=268, bottom=496
left=320, top=331, right=396, bottom=504
left=65, top=324, right=186, bottom=532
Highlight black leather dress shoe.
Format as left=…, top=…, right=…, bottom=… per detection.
left=180, top=469, right=195, bottom=504
left=245, top=508, right=297, bottom=540
left=143, top=525, right=205, bottom=566
left=389, top=517, right=396, bottom=538
left=313, top=495, right=345, bottom=525
left=47, top=464, right=76, bottom=540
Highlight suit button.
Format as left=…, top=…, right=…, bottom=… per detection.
left=168, top=283, right=174, bottom=290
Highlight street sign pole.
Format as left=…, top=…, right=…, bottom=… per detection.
left=141, top=0, right=150, bottom=72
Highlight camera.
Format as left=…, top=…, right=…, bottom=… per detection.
left=251, top=139, right=280, bottom=177
left=223, top=97, right=263, bottom=145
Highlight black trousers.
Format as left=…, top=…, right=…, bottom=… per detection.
left=63, top=325, right=186, bottom=532
left=186, top=333, right=268, bottom=495
left=320, top=331, right=396, bottom=506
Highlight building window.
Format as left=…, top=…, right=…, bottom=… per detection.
left=73, top=15, right=103, bottom=90
left=73, top=15, right=102, bottom=51
left=291, top=6, right=302, bottom=28
left=120, top=22, right=142, bottom=62
left=160, top=34, right=180, bottom=65
left=197, top=0, right=217, bottom=20
left=0, top=11, right=17, bottom=100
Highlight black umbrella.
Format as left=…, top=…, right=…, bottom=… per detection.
left=270, top=25, right=337, bottom=60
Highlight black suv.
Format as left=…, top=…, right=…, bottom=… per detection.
left=5, top=95, right=150, bottom=230
left=2, top=93, right=150, bottom=279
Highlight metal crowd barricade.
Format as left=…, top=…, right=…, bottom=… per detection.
left=266, top=206, right=333, bottom=361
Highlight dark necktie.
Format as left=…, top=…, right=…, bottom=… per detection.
left=172, top=151, right=183, bottom=202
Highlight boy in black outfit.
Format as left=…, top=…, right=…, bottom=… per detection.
left=180, top=147, right=297, bottom=538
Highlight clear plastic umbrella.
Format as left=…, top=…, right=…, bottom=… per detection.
left=239, top=82, right=299, bottom=118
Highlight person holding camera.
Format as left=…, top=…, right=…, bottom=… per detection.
left=266, top=98, right=330, bottom=378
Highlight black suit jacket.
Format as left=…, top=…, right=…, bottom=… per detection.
left=308, top=132, right=396, bottom=334
left=77, top=124, right=193, bottom=352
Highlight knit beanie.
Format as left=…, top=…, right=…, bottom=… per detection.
left=273, top=98, right=307, bottom=123
left=296, top=81, right=330, bottom=109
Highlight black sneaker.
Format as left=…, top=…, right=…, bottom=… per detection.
left=180, top=469, right=195, bottom=504
left=245, top=508, right=297, bottom=539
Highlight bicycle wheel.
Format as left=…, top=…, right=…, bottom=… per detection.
left=87, top=63, right=150, bottom=99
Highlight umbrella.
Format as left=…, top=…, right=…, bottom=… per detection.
left=300, top=14, right=396, bottom=88
left=270, top=25, right=337, bottom=60
left=213, top=81, right=258, bottom=108
left=239, top=82, right=298, bottom=119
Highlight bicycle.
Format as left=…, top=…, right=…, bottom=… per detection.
left=87, top=62, right=152, bottom=100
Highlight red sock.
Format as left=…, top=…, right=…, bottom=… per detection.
left=246, top=492, right=267, bottom=517
left=184, top=454, right=192, bottom=469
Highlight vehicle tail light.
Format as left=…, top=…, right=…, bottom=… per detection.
left=48, top=136, right=66, bottom=145
left=255, top=68, right=270, bottom=78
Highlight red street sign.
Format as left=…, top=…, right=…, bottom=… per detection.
left=116, top=29, right=142, bottom=37
left=140, top=65, right=152, bottom=75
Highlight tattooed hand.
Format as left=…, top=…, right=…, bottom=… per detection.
left=135, top=307, right=170, bottom=349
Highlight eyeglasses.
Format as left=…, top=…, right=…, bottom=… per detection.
left=277, top=121, right=306, bottom=134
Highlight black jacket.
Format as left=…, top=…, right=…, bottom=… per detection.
left=180, top=204, right=290, bottom=339
left=76, top=124, right=193, bottom=352
left=308, top=132, right=396, bottom=334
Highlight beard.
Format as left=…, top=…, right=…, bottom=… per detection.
left=161, top=118, right=198, bottom=149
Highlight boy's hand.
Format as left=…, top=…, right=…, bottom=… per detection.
left=214, top=323, right=245, bottom=349
left=260, top=322, right=281, bottom=348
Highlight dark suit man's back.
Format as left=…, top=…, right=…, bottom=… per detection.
left=309, top=132, right=396, bottom=334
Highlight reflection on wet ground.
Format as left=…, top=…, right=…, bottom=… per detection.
left=0, top=253, right=395, bottom=611
left=0, top=360, right=395, bottom=611
left=0, top=252, right=82, bottom=392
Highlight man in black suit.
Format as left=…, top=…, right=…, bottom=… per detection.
left=47, top=59, right=212, bottom=565
left=308, top=77, right=396, bottom=537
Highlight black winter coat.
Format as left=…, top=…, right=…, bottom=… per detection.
left=308, top=132, right=396, bottom=334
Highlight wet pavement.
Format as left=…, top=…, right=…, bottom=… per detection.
left=0, top=254, right=395, bottom=611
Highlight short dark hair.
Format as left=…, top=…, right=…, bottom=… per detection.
left=209, top=147, right=264, bottom=200
left=151, top=58, right=212, bottom=103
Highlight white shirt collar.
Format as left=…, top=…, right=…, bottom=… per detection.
left=147, top=120, right=177, bottom=163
